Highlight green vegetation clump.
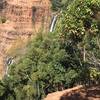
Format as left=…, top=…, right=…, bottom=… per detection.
left=56, top=0, right=100, bottom=85
left=0, top=0, right=100, bottom=100
left=0, top=16, right=6, bottom=23
left=51, top=0, right=73, bottom=11
left=0, top=33, right=80, bottom=100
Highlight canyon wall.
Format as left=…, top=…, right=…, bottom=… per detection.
left=0, top=0, right=51, bottom=78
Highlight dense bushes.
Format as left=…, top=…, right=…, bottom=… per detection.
left=51, top=0, right=73, bottom=11
left=56, top=0, right=100, bottom=84
left=0, top=33, right=82, bottom=100
left=0, top=0, right=100, bottom=100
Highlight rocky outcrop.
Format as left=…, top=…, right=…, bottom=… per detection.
left=0, top=0, right=51, bottom=78
left=44, top=85, right=100, bottom=100
left=44, top=86, right=83, bottom=100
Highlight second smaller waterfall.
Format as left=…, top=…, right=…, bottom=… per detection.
left=50, top=15, right=57, bottom=32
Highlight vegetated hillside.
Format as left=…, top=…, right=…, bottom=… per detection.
left=0, top=0, right=100, bottom=100
left=0, top=0, right=51, bottom=78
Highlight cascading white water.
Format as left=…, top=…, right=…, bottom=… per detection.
left=5, top=57, right=14, bottom=76
left=50, top=15, right=57, bottom=32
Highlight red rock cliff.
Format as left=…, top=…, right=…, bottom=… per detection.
left=0, top=0, right=51, bottom=78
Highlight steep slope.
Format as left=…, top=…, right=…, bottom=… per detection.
left=0, top=0, right=51, bottom=78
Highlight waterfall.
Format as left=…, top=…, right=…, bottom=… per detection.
left=5, top=57, right=14, bottom=76
left=50, top=15, right=57, bottom=32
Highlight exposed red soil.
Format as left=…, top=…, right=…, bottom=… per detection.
left=44, top=85, right=100, bottom=100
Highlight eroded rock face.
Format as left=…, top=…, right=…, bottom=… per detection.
left=0, top=0, right=51, bottom=78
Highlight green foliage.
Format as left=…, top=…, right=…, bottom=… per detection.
left=0, top=0, right=100, bottom=100
left=0, top=16, right=6, bottom=23
left=0, top=33, right=81, bottom=100
left=51, top=0, right=73, bottom=11
left=57, top=0, right=100, bottom=42
left=51, top=0, right=62, bottom=11
left=56, top=0, right=100, bottom=83
left=89, top=67, right=100, bottom=82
